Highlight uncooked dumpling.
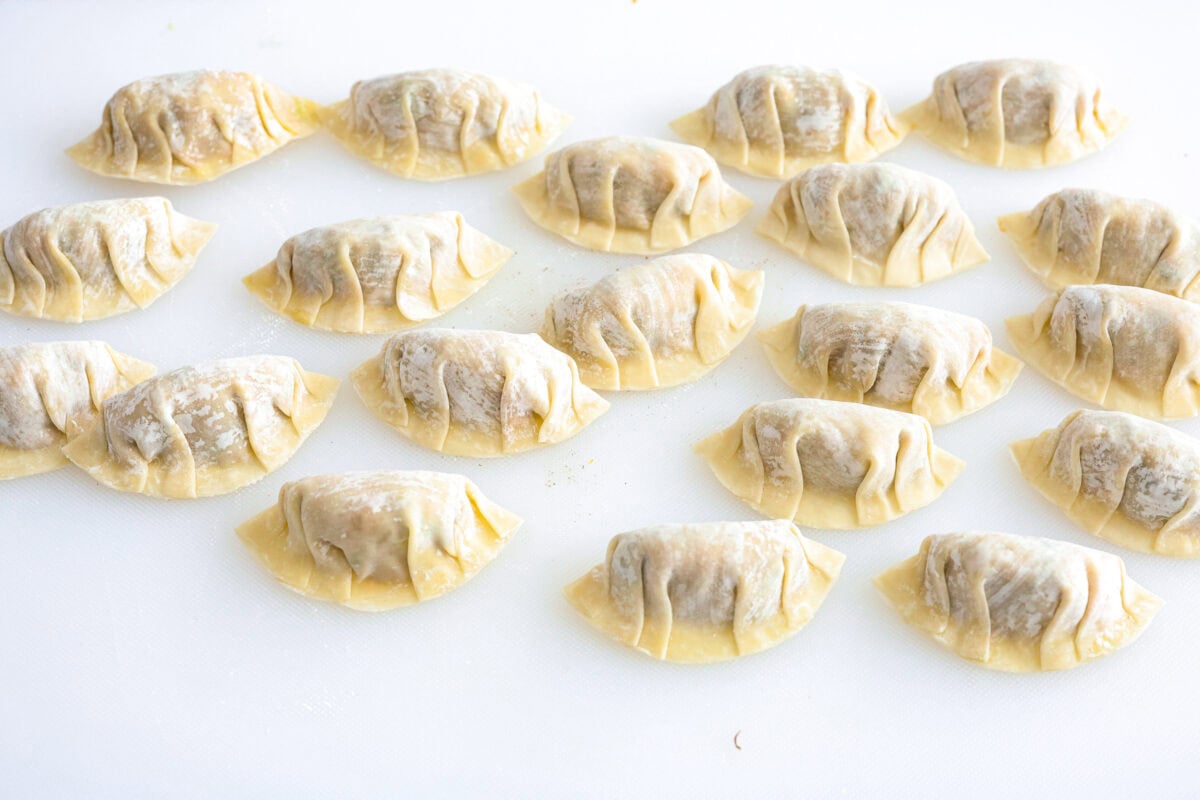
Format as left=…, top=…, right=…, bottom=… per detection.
left=351, top=329, right=609, bottom=456
left=68, top=70, right=320, bottom=184
left=876, top=531, right=1162, bottom=671
left=541, top=253, right=763, bottom=390
left=243, top=212, right=512, bottom=333
left=1, top=198, right=216, bottom=322
left=902, top=60, right=1127, bottom=168
left=757, top=162, right=988, bottom=286
left=323, top=69, right=570, bottom=180
left=237, top=471, right=522, bottom=610
left=0, top=341, right=154, bottom=480
left=513, top=136, right=752, bottom=254
left=694, top=398, right=963, bottom=528
left=759, top=301, right=1022, bottom=424
left=1012, top=409, right=1200, bottom=557
left=565, top=520, right=844, bottom=662
left=1006, top=284, right=1200, bottom=418
left=671, top=65, right=906, bottom=177
left=999, top=189, right=1200, bottom=298
left=62, top=355, right=338, bottom=498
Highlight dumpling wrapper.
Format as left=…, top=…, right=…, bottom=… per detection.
left=695, top=398, right=963, bottom=529
left=1012, top=409, right=1200, bottom=557
left=541, top=253, right=763, bottom=390
left=68, top=70, right=320, bottom=185
left=237, top=471, right=522, bottom=610
left=351, top=329, right=608, bottom=457
left=759, top=301, right=1021, bottom=424
left=0, top=198, right=216, bottom=322
left=0, top=341, right=154, bottom=479
left=243, top=212, right=512, bottom=333
left=513, top=136, right=752, bottom=254
left=671, top=65, right=906, bottom=178
left=757, top=162, right=988, bottom=287
left=876, top=531, right=1162, bottom=671
left=63, top=355, right=338, bottom=498
left=565, top=520, right=843, bottom=662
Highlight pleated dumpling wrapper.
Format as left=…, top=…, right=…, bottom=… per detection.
left=513, top=136, right=752, bottom=254
left=695, top=398, right=963, bottom=529
left=1, top=198, right=216, bottom=322
left=243, top=212, right=512, bottom=333
left=62, top=356, right=338, bottom=498
left=351, top=329, right=608, bottom=457
left=541, top=254, right=763, bottom=390
left=671, top=65, right=906, bottom=178
left=0, top=341, right=154, bottom=479
left=237, top=471, right=522, bottom=610
left=323, top=69, right=570, bottom=180
left=758, top=162, right=988, bottom=287
left=1012, top=409, right=1200, bottom=557
left=999, top=188, right=1200, bottom=298
left=68, top=70, right=320, bottom=185
left=902, top=60, right=1127, bottom=168
left=565, top=520, right=843, bottom=663
left=876, top=531, right=1162, bottom=671
left=759, top=301, right=1021, bottom=424
left=1006, top=284, right=1200, bottom=419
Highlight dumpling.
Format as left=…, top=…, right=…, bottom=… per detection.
left=1012, top=409, right=1200, bottom=557
left=237, top=471, right=522, bottom=610
left=875, top=531, right=1162, bottom=671
left=760, top=302, right=1022, bottom=424
left=322, top=69, right=570, bottom=180
left=902, top=60, right=1127, bottom=168
left=540, top=254, right=763, bottom=390
left=68, top=70, right=320, bottom=184
left=671, top=65, right=906, bottom=178
left=999, top=189, right=1200, bottom=298
left=351, top=329, right=608, bottom=456
left=564, top=520, right=844, bottom=662
left=1, top=198, right=216, bottom=322
left=757, top=163, right=988, bottom=287
left=1006, top=284, right=1200, bottom=418
left=243, top=212, right=512, bottom=333
left=694, top=398, right=963, bottom=528
left=513, top=136, right=752, bottom=254
left=62, top=356, right=338, bottom=498
left=0, top=341, right=154, bottom=480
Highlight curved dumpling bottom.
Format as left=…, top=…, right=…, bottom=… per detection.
left=876, top=531, right=1162, bottom=671
left=237, top=471, right=522, bottom=610
left=565, top=520, right=844, bottom=662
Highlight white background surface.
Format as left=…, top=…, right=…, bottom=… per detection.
left=2, top=0, right=1199, bottom=796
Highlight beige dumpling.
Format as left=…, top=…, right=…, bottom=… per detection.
left=237, top=471, right=522, bottom=610
left=760, top=302, right=1022, bottom=424
left=540, top=254, right=763, bottom=390
left=1006, top=284, right=1200, bottom=418
left=671, top=65, right=906, bottom=178
left=68, top=70, right=320, bottom=184
left=351, top=329, right=608, bottom=456
left=757, top=163, right=988, bottom=287
left=902, top=60, right=1127, bottom=168
left=243, top=213, right=512, bottom=333
left=876, top=531, right=1162, bottom=671
left=0, top=341, right=154, bottom=480
left=565, top=520, right=844, bottom=662
left=999, top=189, right=1200, bottom=298
left=1, top=198, right=216, bottom=322
left=1012, top=409, right=1200, bottom=557
left=62, top=356, right=338, bottom=498
left=694, top=398, right=963, bottom=529
left=513, top=136, right=752, bottom=254
left=323, top=69, right=570, bottom=180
